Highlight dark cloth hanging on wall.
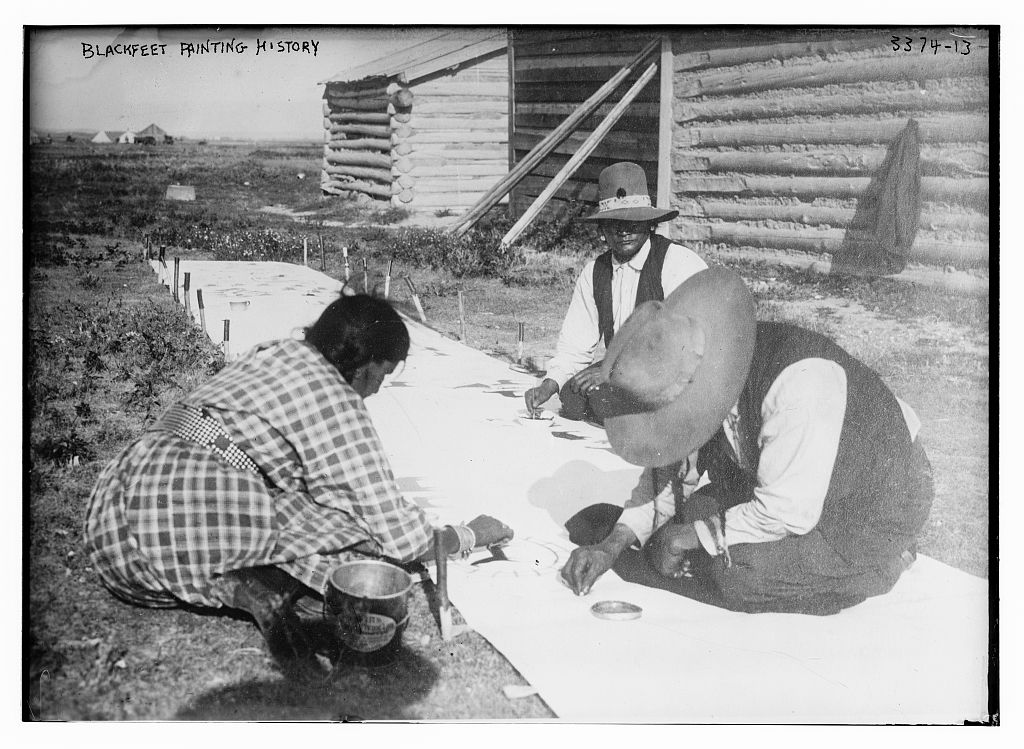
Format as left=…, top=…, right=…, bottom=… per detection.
left=834, top=119, right=922, bottom=276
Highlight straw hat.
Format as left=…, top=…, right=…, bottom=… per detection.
left=588, top=268, right=756, bottom=467
left=581, top=162, right=679, bottom=223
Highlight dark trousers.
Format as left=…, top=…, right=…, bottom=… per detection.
left=558, top=381, right=603, bottom=425
left=565, top=442, right=933, bottom=616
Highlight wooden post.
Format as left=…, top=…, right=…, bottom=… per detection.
left=319, top=234, right=326, bottom=272
left=173, top=257, right=180, bottom=303
left=183, top=272, right=191, bottom=316
left=197, top=290, right=207, bottom=333
left=384, top=259, right=394, bottom=299
left=222, top=320, right=230, bottom=360
left=342, top=245, right=351, bottom=282
left=303, top=237, right=308, bottom=267
left=656, top=35, right=674, bottom=226
left=500, top=61, right=659, bottom=247
left=145, top=235, right=151, bottom=261
left=457, top=290, right=467, bottom=343
left=449, top=37, right=661, bottom=236
left=405, top=277, right=427, bottom=323
left=362, top=257, right=369, bottom=293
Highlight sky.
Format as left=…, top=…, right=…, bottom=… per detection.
left=28, top=26, right=462, bottom=140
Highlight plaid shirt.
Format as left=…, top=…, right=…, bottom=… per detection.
left=85, top=338, right=431, bottom=607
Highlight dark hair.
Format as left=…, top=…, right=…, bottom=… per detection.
left=304, top=294, right=410, bottom=381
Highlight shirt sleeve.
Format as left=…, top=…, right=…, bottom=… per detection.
left=295, top=383, right=433, bottom=562
left=660, top=243, right=708, bottom=296
left=544, top=261, right=603, bottom=389
left=724, top=359, right=848, bottom=546
left=618, top=456, right=700, bottom=545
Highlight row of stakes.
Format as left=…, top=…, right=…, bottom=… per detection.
left=144, top=235, right=539, bottom=372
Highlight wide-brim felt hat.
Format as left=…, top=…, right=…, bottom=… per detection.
left=588, top=267, right=756, bottom=468
left=581, top=162, right=679, bottom=224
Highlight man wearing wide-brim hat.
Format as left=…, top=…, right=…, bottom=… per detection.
left=524, top=162, right=706, bottom=422
left=561, top=268, right=933, bottom=615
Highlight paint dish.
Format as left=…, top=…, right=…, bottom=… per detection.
left=590, top=600, right=643, bottom=621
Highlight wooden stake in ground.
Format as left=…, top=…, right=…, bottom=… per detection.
left=222, top=320, right=231, bottom=361
left=173, top=258, right=180, bottom=303
left=384, top=259, right=394, bottom=299
left=183, top=272, right=191, bottom=316
left=343, top=245, right=351, bottom=282
left=458, top=290, right=468, bottom=343
left=319, top=235, right=326, bottom=272
left=510, top=322, right=531, bottom=373
left=362, top=257, right=369, bottom=293
left=405, top=276, right=427, bottom=323
left=197, top=289, right=207, bottom=333
left=145, top=235, right=151, bottom=261
left=501, top=60, right=660, bottom=247
left=303, top=237, right=308, bottom=267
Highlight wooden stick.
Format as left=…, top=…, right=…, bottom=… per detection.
left=517, top=322, right=525, bottom=364
left=319, top=234, right=326, bottom=272
left=302, top=237, right=308, bottom=267
left=362, top=258, right=369, bottom=293
left=433, top=528, right=452, bottom=640
left=458, top=290, right=468, bottom=343
left=145, top=235, right=151, bottom=261
left=342, top=245, right=350, bottom=282
left=173, top=258, right=180, bottom=303
left=384, top=259, right=394, bottom=299
left=183, top=272, right=191, bottom=316
left=449, top=37, right=660, bottom=236
left=222, top=320, right=230, bottom=361
left=501, top=61, right=659, bottom=247
left=405, top=277, right=427, bottom=323
left=197, top=289, right=206, bottom=333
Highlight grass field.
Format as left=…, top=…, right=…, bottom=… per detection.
left=25, top=141, right=990, bottom=720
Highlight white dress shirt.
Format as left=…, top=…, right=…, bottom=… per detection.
left=618, top=359, right=922, bottom=548
left=544, top=238, right=707, bottom=389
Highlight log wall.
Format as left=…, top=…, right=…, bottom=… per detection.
left=667, top=27, right=991, bottom=269
left=509, top=30, right=661, bottom=222
left=321, top=49, right=509, bottom=215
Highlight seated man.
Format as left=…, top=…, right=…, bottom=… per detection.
left=524, top=161, right=706, bottom=422
left=561, top=268, right=932, bottom=615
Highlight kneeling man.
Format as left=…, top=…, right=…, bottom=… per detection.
left=561, top=268, right=932, bottom=615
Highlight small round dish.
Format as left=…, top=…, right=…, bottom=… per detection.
left=590, top=600, right=643, bottom=621
left=517, top=409, right=555, bottom=426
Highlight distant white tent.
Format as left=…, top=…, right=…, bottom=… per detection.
left=91, top=131, right=113, bottom=144
left=117, top=130, right=136, bottom=144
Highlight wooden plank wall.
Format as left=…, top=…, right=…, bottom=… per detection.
left=396, top=51, right=509, bottom=213
left=667, top=27, right=991, bottom=269
left=509, top=30, right=661, bottom=222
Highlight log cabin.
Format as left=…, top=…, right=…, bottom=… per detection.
left=319, top=28, right=509, bottom=216
left=506, top=27, right=992, bottom=270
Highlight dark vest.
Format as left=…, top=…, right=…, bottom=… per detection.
left=592, top=233, right=671, bottom=348
left=696, top=322, right=927, bottom=565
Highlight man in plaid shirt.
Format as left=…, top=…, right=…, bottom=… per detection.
left=85, top=294, right=512, bottom=663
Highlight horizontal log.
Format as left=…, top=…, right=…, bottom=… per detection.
left=326, top=111, right=391, bottom=125
left=400, top=131, right=507, bottom=144
left=323, top=148, right=392, bottom=169
left=393, top=163, right=508, bottom=177
left=514, top=127, right=658, bottom=162
left=677, top=48, right=990, bottom=98
left=406, top=177, right=504, bottom=192
left=674, top=84, right=989, bottom=124
left=674, top=223, right=988, bottom=268
left=405, top=100, right=508, bottom=116
left=408, top=81, right=509, bottom=97
left=328, top=83, right=389, bottom=100
left=323, top=164, right=393, bottom=184
left=407, top=116, right=507, bottom=132
left=398, top=145, right=508, bottom=159
left=392, top=112, right=412, bottom=124
left=673, top=36, right=884, bottom=72
left=671, top=146, right=990, bottom=177
left=673, top=175, right=989, bottom=205
left=323, top=178, right=395, bottom=200
left=326, top=97, right=389, bottom=112
left=685, top=115, right=989, bottom=148
left=680, top=200, right=989, bottom=234
left=326, top=136, right=391, bottom=151
left=332, top=123, right=392, bottom=139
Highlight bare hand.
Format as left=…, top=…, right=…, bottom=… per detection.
left=560, top=545, right=617, bottom=596
left=570, top=361, right=605, bottom=394
left=524, top=378, right=559, bottom=414
left=467, top=515, right=514, bottom=548
left=644, top=522, right=700, bottom=577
